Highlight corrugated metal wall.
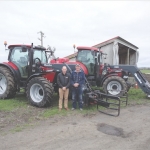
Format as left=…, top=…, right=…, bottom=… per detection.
left=100, top=43, right=114, bottom=65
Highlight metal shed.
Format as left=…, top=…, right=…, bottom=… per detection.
left=93, top=36, right=139, bottom=65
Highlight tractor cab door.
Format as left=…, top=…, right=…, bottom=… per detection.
left=95, top=50, right=106, bottom=85
left=10, top=47, right=29, bottom=78
left=77, top=50, right=95, bottom=75
left=95, top=52, right=101, bottom=80
left=33, top=49, right=47, bottom=64
left=32, top=49, right=47, bottom=74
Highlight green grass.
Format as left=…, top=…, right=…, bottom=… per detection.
left=127, top=88, right=149, bottom=105
left=0, top=94, right=27, bottom=111
left=42, top=101, right=97, bottom=118
left=0, top=87, right=149, bottom=134
left=11, top=123, right=34, bottom=133
left=0, top=88, right=149, bottom=118
left=140, top=69, right=150, bottom=74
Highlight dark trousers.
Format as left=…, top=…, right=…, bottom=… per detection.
left=72, top=86, right=83, bottom=109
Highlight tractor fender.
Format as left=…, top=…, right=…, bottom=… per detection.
left=0, top=63, right=20, bottom=90
left=100, top=73, right=120, bottom=86
left=26, top=73, right=46, bottom=84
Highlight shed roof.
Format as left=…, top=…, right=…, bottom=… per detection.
left=65, top=52, right=77, bottom=59
left=93, top=36, right=138, bottom=49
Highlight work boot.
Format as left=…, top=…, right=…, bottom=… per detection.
left=65, top=108, right=69, bottom=111
left=71, top=108, right=75, bottom=111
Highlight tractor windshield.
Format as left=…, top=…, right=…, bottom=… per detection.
left=77, top=50, right=95, bottom=75
left=33, top=49, right=47, bottom=63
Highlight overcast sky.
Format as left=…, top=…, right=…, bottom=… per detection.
left=0, top=1, right=150, bottom=67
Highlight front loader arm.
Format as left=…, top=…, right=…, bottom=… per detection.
left=116, top=65, right=150, bottom=97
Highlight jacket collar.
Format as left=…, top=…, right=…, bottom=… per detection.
left=74, top=70, right=82, bottom=73
left=61, top=72, right=67, bottom=75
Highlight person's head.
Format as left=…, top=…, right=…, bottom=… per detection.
left=62, top=66, right=67, bottom=74
left=75, top=64, right=81, bottom=72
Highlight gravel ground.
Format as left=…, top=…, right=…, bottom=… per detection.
left=0, top=104, right=150, bottom=150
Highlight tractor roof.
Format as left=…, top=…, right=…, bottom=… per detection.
left=8, top=44, right=46, bottom=50
left=77, top=46, right=98, bottom=51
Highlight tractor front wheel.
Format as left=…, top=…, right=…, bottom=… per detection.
left=103, top=76, right=127, bottom=96
left=26, top=77, right=53, bottom=107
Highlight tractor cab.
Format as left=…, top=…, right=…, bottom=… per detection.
left=1, top=43, right=55, bottom=108
left=8, top=44, right=50, bottom=79
left=76, top=46, right=104, bottom=76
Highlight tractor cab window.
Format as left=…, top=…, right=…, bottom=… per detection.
left=33, top=49, right=47, bottom=64
left=10, top=47, right=29, bottom=78
left=77, top=50, right=95, bottom=75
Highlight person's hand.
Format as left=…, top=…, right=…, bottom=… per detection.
left=76, top=83, right=79, bottom=87
left=62, top=87, right=66, bottom=91
left=73, top=83, right=77, bottom=87
left=74, top=83, right=79, bottom=87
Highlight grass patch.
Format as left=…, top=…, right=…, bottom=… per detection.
left=127, top=88, right=149, bottom=105
left=0, top=87, right=149, bottom=134
left=42, top=100, right=98, bottom=118
left=140, top=69, right=150, bottom=74
left=11, top=123, right=34, bottom=133
left=42, top=100, right=73, bottom=118
left=0, top=93, right=27, bottom=111
left=42, top=107, right=60, bottom=118
left=36, top=88, right=150, bottom=118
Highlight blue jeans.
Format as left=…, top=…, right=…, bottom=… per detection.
left=72, top=86, right=83, bottom=109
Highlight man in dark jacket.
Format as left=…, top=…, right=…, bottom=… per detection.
left=71, top=64, right=85, bottom=111
left=57, top=66, right=70, bottom=111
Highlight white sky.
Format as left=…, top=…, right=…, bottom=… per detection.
left=0, top=1, right=150, bottom=67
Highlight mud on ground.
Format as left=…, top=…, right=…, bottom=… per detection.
left=0, top=104, right=150, bottom=150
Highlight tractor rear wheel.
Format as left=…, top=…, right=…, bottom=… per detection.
left=103, top=76, right=127, bottom=96
left=26, top=77, right=54, bottom=107
left=0, top=67, right=16, bottom=99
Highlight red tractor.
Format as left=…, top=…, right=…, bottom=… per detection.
left=50, top=46, right=128, bottom=96
left=0, top=43, right=56, bottom=107
left=0, top=42, right=150, bottom=114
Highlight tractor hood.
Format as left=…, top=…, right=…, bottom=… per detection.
left=50, top=58, right=88, bottom=75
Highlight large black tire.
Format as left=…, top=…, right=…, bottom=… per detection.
left=26, top=77, right=54, bottom=107
left=0, top=66, right=16, bottom=99
left=103, top=76, right=127, bottom=96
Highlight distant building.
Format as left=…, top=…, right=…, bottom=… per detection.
left=93, top=36, right=139, bottom=65
left=65, top=52, right=77, bottom=61
left=65, top=36, right=139, bottom=65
